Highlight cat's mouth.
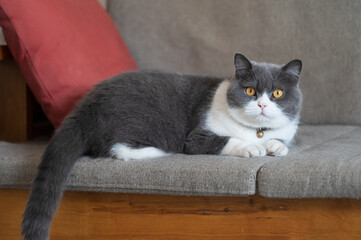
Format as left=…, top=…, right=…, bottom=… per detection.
left=246, top=109, right=272, bottom=119
left=228, top=107, right=274, bottom=128
left=255, top=112, right=271, bottom=121
left=259, top=111, right=268, bottom=117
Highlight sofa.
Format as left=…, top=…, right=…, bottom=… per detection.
left=1, top=0, right=361, bottom=239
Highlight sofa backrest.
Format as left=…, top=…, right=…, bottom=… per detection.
left=108, top=0, right=361, bottom=126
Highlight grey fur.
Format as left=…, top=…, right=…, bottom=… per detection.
left=22, top=54, right=302, bottom=240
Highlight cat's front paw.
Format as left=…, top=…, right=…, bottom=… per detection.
left=222, top=139, right=266, bottom=158
left=263, top=139, right=288, bottom=157
left=238, top=143, right=267, bottom=158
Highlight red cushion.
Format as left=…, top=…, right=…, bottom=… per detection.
left=0, top=0, right=137, bottom=128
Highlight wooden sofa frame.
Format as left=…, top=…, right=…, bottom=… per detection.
left=1, top=189, right=361, bottom=240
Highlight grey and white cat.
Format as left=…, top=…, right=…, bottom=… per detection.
left=22, top=53, right=302, bottom=240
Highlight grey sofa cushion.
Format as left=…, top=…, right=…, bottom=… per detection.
left=1, top=125, right=360, bottom=198
left=258, top=126, right=361, bottom=198
left=108, top=0, right=361, bottom=125
left=0, top=140, right=270, bottom=196
left=66, top=155, right=269, bottom=196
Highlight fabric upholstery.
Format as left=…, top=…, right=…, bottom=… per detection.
left=0, top=0, right=137, bottom=128
left=258, top=126, right=361, bottom=198
left=108, top=0, right=361, bottom=125
left=1, top=126, right=360, bottom=198
left=0, top=141, right=270, bottom=196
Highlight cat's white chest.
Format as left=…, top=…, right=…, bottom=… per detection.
left=205, top=108, right=270, bottom=144
left=204, top=81, right=297, bottom=145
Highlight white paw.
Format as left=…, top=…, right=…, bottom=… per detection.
left=238, top=143, right=267, bottom=158
left=263, top=139, right=288, bottom=157
left=222, top=138, right=266, bottom=158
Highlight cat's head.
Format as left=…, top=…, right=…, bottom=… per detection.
left=227, top=53, right=302, bottom=129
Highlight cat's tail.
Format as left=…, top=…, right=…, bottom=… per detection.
left=22, top=117, right=87, bottom=240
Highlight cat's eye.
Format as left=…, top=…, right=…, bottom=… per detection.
left=273, top=89, right=283, bottom=98
left=246, top=87, right=256, bottom=96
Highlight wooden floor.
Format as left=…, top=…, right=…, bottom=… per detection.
left=0, top=189, right=360, bottom=240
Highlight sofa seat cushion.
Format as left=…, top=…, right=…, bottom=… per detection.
left=0, top=125, right=360, bottom=197
left=0, top=141, right=271, bottom=196
left=258, top=125, right=361, bottom=198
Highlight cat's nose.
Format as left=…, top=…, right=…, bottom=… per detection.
left=258, top=103, right=267, bottom=110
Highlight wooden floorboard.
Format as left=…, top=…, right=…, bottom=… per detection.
left=0, top=189, right=360, bottom=239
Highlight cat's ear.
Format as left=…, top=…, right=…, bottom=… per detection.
left=234, top=53, right=252, bottom=71
left=282, top=59, right=302, bottom=77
